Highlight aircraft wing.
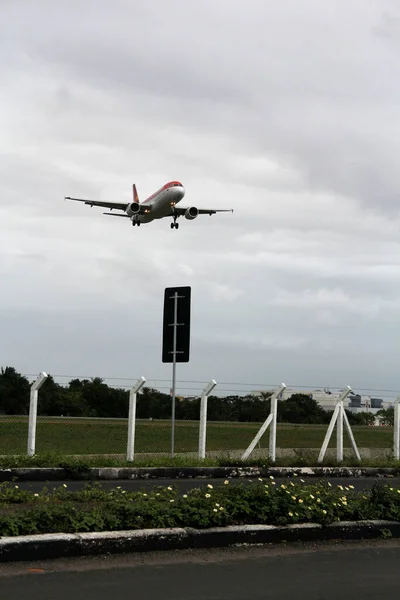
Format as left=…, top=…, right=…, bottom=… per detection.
left=174, top=207, right=234, bottom=216
left=65, top=196, right=128, bottom=211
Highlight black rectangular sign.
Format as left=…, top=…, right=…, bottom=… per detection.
left=162, top=286, right=191, bottom=363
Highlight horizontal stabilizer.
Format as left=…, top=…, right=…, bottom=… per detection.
left=103, top=212, right=130, bottom=217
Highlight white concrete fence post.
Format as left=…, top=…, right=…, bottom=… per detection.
left=127, top=377, right=146, bottom=462
left=318, top=386, right=361, bottom=463
left=27, top=372, right=48, bottom=457
left=394, top=398, right=400, bottom=461
left=241, top=383, right=286, bottom=462
left=198, top=380, right=217, bottom=459
left=337, top=399, right=344, bottom=462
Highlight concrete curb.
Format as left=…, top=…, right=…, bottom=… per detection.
left=1, top=520, right=400, bottom=562
left=1, top=466, right=400, bottom=482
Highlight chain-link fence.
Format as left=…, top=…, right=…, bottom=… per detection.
left=0, top=374, right=397, bottom=460
left=0, top=417, right=265, bottom=459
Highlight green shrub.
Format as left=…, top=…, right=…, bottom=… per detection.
left=1, top=478, right=400, bottom=536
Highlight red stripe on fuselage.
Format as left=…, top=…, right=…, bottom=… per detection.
left=141, top=181, right=183, bottom=204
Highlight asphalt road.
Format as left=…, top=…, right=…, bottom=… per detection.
left=1, top=539, right=400, bottom=599
left=12, top=476, right=400, bottom=493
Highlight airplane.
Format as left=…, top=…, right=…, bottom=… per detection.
left=65, top=181, right=234, bottom=229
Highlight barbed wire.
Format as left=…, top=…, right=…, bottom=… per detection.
left=19, top=373, right=400, bottom=401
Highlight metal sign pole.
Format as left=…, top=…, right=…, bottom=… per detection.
left=162, top=286, right=191, bottom=459
left=171, top=291, right=178, bottom=457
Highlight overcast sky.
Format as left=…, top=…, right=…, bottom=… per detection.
left=2, top=0, right=400, bottom=398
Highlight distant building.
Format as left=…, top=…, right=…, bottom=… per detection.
left=251, top=388, right=394, bottom=414
left=370, top=397, right=383, bottom=409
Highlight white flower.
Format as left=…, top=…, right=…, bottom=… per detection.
left=219, top=506, right=224, bottom=511
left=205, top=493, right=211, bottom=498
left=170, top=499, right=174, bottom=503
left=167, top=486, right=173, bottom=491
left=224, top=480, right=229, bottom=485
left=269, top=475, right=274, bottom=480
left=14, top=485, right=19, bottom=489
left=34, top=493, right=39, bottom=497
left=215, top=503, right=220, bottom=507
left=63, top=484, right=67, bottom=488
left=322, top=510, right=327, bottom=515
left=183, top=494, right=188, bottom=499
left=213, top=509, right=218, bottom=513
left=207, top=484, right=213, bottom=489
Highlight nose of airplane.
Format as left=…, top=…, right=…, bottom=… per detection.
left=177, top=185, right=185, bottom=199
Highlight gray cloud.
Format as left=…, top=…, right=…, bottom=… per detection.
left=12, top=0, right=398, bottom=211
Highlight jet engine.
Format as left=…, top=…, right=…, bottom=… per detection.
left=126, top=202, right=141, bottom=217
left=184, top=206, right=199, bottom=220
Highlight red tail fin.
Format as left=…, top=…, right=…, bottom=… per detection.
left=133, top=184, right=139, bottom=203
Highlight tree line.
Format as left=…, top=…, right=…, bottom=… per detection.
left=0, top=366, right=385, bottom=426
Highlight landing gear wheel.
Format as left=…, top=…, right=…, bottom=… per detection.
left=170, top=222, right=174, bottom=229
left=175, top=222, right=179, bottom=229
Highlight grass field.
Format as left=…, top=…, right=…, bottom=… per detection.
left=0, top=416, right=394, bottom=456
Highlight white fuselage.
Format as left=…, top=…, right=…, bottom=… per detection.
left=135, top=184, right=185, bottom=223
